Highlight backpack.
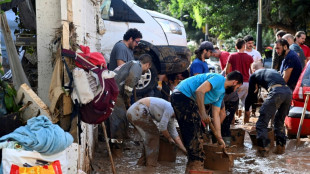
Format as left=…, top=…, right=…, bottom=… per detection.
left=61, top=48, right=119, bottom=124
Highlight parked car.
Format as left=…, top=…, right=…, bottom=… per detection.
left=285, top=61, right=310, bottom=137
left=206, top=57, right=221, bottom=73
left=99, top=0, right=191, bottom=96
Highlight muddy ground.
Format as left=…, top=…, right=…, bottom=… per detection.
left=92, top=116, right=310, bottom=174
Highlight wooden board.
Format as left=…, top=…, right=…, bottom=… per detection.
left=16, top=83, right=55, bottom=123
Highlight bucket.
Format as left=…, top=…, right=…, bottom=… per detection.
left=230, top=128, right=245, bottom=147
left=158, top=138, right=176, bottom=162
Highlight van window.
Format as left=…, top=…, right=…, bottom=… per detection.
left=302, top=65, right=310, bottom=87
left=100, top=0, right=144, bottom=23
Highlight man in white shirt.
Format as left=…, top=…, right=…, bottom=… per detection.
left=244, top=35, right=262, bottom=62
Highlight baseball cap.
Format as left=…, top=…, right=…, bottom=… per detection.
left=199, top=41, right=216, bottom=52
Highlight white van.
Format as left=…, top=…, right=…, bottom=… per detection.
left=99, top=0, right=190, bottom=95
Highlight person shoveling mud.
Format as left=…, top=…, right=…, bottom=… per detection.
left=127, top=97, right=187, bottom=167
left=170, top=71, right=243, bottom=173
left=244, top=62, right=292, bottom=156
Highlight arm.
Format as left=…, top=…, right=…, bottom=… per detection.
left=219, top=105, right=226, bottom=124
left=117, top=59, right=126, bottom=67
left=225, top=63, right=232, bottom=75
left=124, top=63, right=142, bottom=97
left=283, top=68, right=293, bottom=83
left=212, top=105, right=225, bottom=146
left=195, top=81, right=213, bottom=124
left=272, top=47, right=279, bottom=70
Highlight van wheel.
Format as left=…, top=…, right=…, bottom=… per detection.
left=135, top=64, right=157, bottom=96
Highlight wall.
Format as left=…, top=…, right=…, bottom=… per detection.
left=36, top=0, right=99, bottom=173
left=36, top=0, right=61, bottom=105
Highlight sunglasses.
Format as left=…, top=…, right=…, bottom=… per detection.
left=134, top=40, right=140, bottom=44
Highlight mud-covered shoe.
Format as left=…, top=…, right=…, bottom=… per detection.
left=185, top=160, right=204, bottom=174
left=257, top=146, right=269, bottom=157
left=244, top=115, right=250, bottom=124
left=273, top=145, right=285, bottom=154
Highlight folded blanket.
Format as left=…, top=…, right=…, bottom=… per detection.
left=0, top=115, right=73, bottom=155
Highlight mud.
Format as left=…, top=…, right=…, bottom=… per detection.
left=93, top=120, right=310, bottom=174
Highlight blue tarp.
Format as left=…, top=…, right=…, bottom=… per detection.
left=0, top=115, right=73, bottom=155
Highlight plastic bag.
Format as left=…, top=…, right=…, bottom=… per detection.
left=2, top=148, right=67, bottom=174
left=10, top=160, right=62, bottom=174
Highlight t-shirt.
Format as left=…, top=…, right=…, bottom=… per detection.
left=176, top=73, right=225, bottom=107
left=190, top=58, right=209, bottom=76
left=245, top=49, right=262, bottom=62
left=280, top=50, right=302, bottom=91
left=149, top=97, right=178, bottom=138
left=219, top=51, right=230, bottom=70
left=108, top=41, right=134, bottom=70
left=300, top=44, right=310, bottom=59
left=290, top=43, right=306, bottom=68
left=245, top=69, right=286, bottom=111
left=227, top=52, right=253, bottom=82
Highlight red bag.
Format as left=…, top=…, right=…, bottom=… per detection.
left=62, top=48, right=119, bottom=124
left=76, top=45, right=106, bottom=68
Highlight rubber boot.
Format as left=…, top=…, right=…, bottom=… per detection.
left=110, top=143, right=123, bottom=158
left=273, top=136, right=286, bottom=154
left=185, top=160, right=204, bottom=174
left=244, top=115, right=250, bottom=124
left=257, top=138, right=270, bottom=157
left=273, top=145, right=285, bottom=154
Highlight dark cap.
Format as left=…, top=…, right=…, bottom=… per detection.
left=199, top=41, right=216, bottom=52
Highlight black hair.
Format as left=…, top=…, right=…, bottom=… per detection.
left=243, top=35, right=254, bottom=42
left=181, top=70, right=189, bottom=79
left=194, top=49, right=204, bottom=60
left=275, top=38, right=289, bottom=48
left=123, top=28, right=142, bottom=41
left=295, top=31, right=306, bottom=38
left=235, top=38, right=245, bottom=49
left=138, top=54, right=152, bottom=65
left=276, top=30, right=286, bottom=38
left=227, top=71, right=243, bottom=84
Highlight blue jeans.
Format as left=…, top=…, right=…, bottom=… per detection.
left=256, top=86, right=292, bottom=147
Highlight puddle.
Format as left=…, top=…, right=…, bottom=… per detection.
left=93, top=125, right=310, bottom=174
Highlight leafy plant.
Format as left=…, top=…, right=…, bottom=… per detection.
left=0, top=63, right=20, bottom=113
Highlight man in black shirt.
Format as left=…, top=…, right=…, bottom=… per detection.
left=245, top=62, right=292, bottom=157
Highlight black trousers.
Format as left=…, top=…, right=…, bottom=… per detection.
left=256, top=86, right=292, bottom=147
left=171, top=92, right=205, bottom=162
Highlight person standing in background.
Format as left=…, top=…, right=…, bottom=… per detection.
left=190, top=41, right=215, bottom=76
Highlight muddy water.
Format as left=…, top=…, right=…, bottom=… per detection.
left=93, top=126, right=310, bottom=174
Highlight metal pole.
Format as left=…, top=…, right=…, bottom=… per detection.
left=256, top=0, right=262, bottom=53
left=205, top=23, right=209, bottom=41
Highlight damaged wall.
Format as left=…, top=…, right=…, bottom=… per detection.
left=36, top=0, right=61, bottom=105
left=37, top=0, right=100, bottom=173
left=72, top=0, right=99, bottom=172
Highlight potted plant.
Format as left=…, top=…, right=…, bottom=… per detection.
left=0, top=63, right=22, bottom=137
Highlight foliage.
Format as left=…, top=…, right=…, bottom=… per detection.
left=135, top=0, right=310, bottom=44
left=0, top=64, right=20, bottom=113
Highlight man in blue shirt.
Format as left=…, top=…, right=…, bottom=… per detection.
left=275, top=39, right=302, bottom=91
left=170, top=71, right=243, bottom=172
left=190, top=41, right=215, bottom=76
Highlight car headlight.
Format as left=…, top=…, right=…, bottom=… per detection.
left=155, top=18, right=182, bottom=35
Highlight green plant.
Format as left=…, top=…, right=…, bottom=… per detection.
left=0, top=63, right=21, bottom=113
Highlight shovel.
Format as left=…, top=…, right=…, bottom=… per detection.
left=201, top=121, right=230, bottom=159
left=296, top=92, right=310, bottom=146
